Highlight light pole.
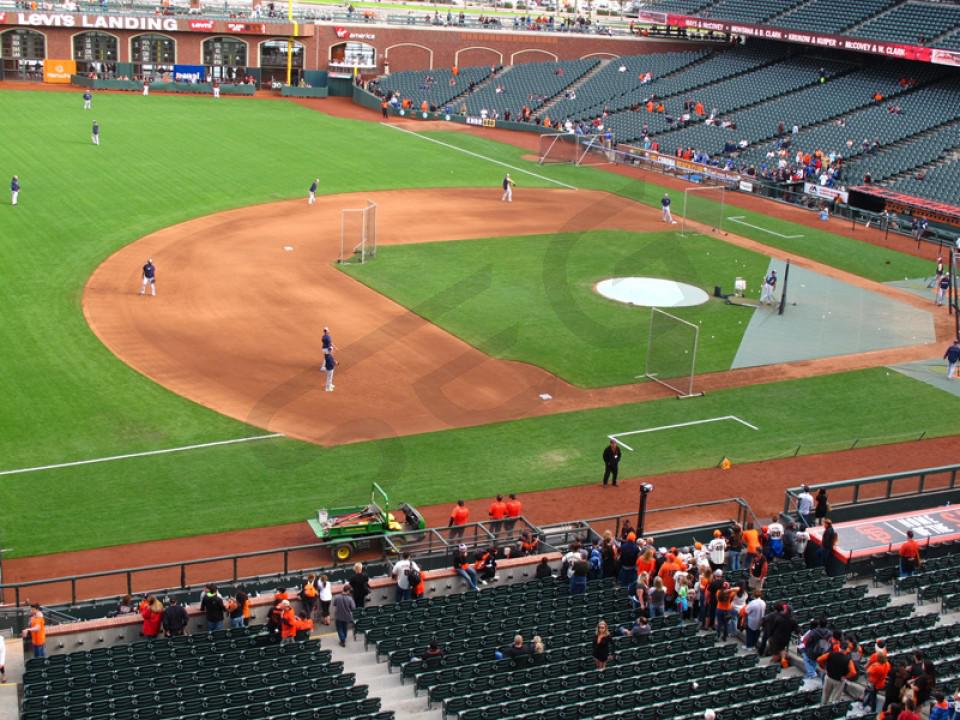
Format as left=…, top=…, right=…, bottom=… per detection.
left=637, top=483, right=654, bottom=537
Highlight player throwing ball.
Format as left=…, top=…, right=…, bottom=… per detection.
left=661, top=193, right=676, bottom=224
left=501, top=173, right=516, bottom=202
left=139, top=258, right=157, bottom=297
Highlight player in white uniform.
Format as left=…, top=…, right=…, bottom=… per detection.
left=501, top=174, right=515, bottom=202
left=760, top=270, right=777, bottom=305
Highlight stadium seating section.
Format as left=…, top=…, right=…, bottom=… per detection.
left=771, top=0, right=900, bottom=33
left=351, top=559, right=924, bottom=720
left=21, top=626, right=394, bottom=720
left=463, top=59, right=599, bottom=117
left=376, top=66, right=492, bottom=111
left=848, top=1, right=960, bottom=46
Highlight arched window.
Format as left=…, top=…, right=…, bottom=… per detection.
left=259, top=39, right=303, bottom=87
left=73, top=31, right=118, bottom=78
left=131, top=34, right=175, bottom=79
left=203, top=36, right=247, bottom=81
left=1, top=28, right=46, bottom=81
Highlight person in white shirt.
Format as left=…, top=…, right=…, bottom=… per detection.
left=743, top=591, right=766, bottom=649
left=767, top=517, right=785, bottom=558
left=707, top=530, right=727, bottom=571
left=317, top=576, right=333, bottom=625
left=796, top=485, right=814, bottom=528
left=392, top=552, right=420, bottom=603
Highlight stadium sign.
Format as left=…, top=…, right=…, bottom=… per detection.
left=334, top=27, right=376, bottom=40
left=11, top=12, right=178, bottom=31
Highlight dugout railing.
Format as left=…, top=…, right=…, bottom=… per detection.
left=783, top=463, right=960, bottom=525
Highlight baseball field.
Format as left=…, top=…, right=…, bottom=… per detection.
left=1, top=88, right=957, bottom=565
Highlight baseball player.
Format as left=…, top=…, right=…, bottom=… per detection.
left=760, top=269, right=777, bottom=305
left=323, top=347, right=337, bottom=392
left=212, top=79, right=220, bottom=99
left=139, top=258, right=157, bottom=296
left=937, top=272, right=951, bottom=306
left=945, top=338, right=960, bottom=379
left=10, top=175, right=19, bottom=206
left=308, top=178, right=319, bottom=205
left=501, top=173, right=515, bottom=202
left=661, top=193, right=676, bottom=224
left=91, top=120, right=100, bottom=146
left=322, top=326, right=334, bottom=352
left=83, top=90, right=92, bottom=110
left=143, top=79, right=150, bottom=96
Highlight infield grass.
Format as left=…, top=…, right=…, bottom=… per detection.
left=2, top=368, right=957, bottom=557
left=0, top=89, right=949, bottom=557
left=342, top=229, right=771, bottom=386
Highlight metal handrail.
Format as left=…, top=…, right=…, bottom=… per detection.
left=782, top=464, right=960, bottom=514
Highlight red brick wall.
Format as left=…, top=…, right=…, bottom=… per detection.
left=24, top=24, right=697, bottom=71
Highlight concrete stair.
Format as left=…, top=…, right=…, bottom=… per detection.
left=318, top=627, right=442, bottom=720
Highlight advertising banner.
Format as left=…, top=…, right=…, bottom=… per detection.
left=173, top=64, right=205, bottom=83
left=804, top=182, right=849, bottom=204
left=43, top=58, right=75, bottom=83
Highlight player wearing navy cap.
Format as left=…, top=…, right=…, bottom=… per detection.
left=10, top=175, right=19, bottom=206
left=323, top=348, right=337, bottom=392
left=83, top=90, right=92, bottom=110
left=91, top=120, right=100, bottom=146
left=322, top=326, right=334, bottom=352
left=139, top=258, right=157, bottom=297
left=661, top=193, right=675, bottom=224
left=308, top=178, right=319, bottom=205
left=501, top=173, right=515, bottom=203
left=760, top=269, right=777, bottom=305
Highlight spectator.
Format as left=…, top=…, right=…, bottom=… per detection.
left=620, top=615, right=651, bottom=640
left=532, top=635, right=545, bottom=655
left=714, top=582, right=734, bottom=641
left=631, top=572, right=650, bottom=616
left=800, top=619, right=831, bottom=687
left=229, top=591, right=249, bottom=629
left=592, top=620, right=614, bottom=670
left=535, top=556, right=553, bottom=580
left=569, top=550, right=590, bottom=595
left=200, top=585, right=227, bottom=632
left=818, top=636, right=858, bottom=703
left=332, top=585, right=355, bottom=648
left=294, top=611, right=313, bottom=640
left=929, top=692, right=950, bottom=720
left=767, top=603, right=799, bottom=668
left=748, top=552, right=768, bottom=593
left=742, top=521, right=761, bottom=565
left=648, top=576, right=667, bottom=618
left=392, top=551, right=421, bottom=602
left=707, top=530, right=726, bottom=571
left=115, top=594, right=136, bottom=615
left=884, top=661, right=910, bottom=714
left=348, top=562, right=371, bottom=608
left=766, top=516, right=785, bottom=558
left=412, top=640, right=444, bottom=662
left=24, top=605, right=46, bottom=658
left=317, top=575, right=333, bottom=625
left=744, top=590, right=766, bottom=649
left=448, top=499, right=469, bottom=540
left=496, top=634, right=531, bottom=660
left=279, top=600, right=297, bottom=644
left=140, top=595, right=164, bottom=638
left=783, top=522, right=800, bottom=560
left=730, top=581, right=749, bottom=630
left=814, top=489, right=829, bottom=525
left=821, top=519, right=839, bottom=576
left=519, top=530, right=541, bottom=556
left=453, top=543, right=479, bottom=591
left=619, top=533, right=640, bottom=586
left=474, top=545, right=498, bottom=585
left=898, top=698, right=921, bottom=720
left=300, top=573, right=319, bottom=619
left=899, top=530, right=922, bottom=577
left=728, top=523, right=743, bottom=571
left=162, top=597, right=189, bottom=637
left=588, top=540, right=603, bottom=580
left=675, top=575, right=691, bottom=621
left=863, top=648, right=891, bottom=714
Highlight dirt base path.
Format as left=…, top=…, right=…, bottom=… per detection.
left=83, top=187, right=952, bottom=449
left=7, top=434, right=957, bottom=603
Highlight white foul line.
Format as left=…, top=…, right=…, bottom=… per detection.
left=381, top=123, right=578, bottom=191
left=608, top=415, right=758, bottom=452
left=727, top=216, right=804, bottom=239
left=0, top=433, right=285, bottom=477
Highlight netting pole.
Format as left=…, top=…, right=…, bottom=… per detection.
left=778, top=260, right=791, bottom=316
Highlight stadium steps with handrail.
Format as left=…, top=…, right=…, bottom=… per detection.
left=535, top=58, right=613, bottom=118
left=849, top=118, right=960, bottom=184
left=443, top=64, right=514, bottom=112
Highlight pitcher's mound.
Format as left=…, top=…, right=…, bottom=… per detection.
left=596, top=277, right=709, bottom=307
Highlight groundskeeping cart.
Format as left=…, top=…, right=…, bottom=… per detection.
left=307, top=482, right=426, bottom=561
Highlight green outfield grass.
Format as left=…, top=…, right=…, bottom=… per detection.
left=0, top=89, right=949, bottom=558
left=2, top=368, right=957, bottom=557
left=342, top=229, right=771, bottom=386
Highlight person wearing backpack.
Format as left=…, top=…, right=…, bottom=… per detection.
left=800, top=619, right=831, bottom=687
left=317, top=575, right=333, bottom=625
left=588, top=540, right=603, bottom=581
left=392, top=552, right=420, bottom=602
left=300, top=574, right=319, bottom=619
